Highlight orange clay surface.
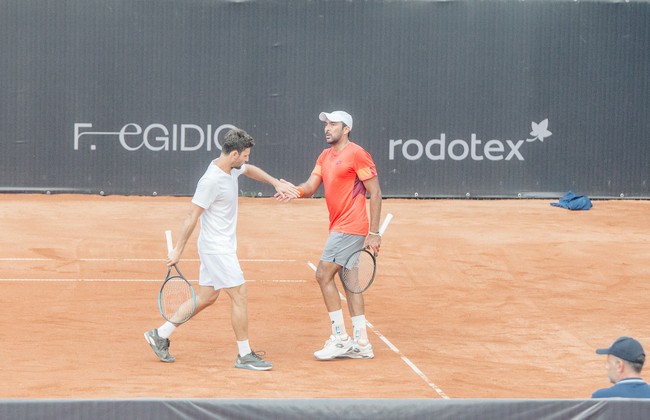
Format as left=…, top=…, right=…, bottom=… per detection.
left=0, top=194, right=648, bottom=399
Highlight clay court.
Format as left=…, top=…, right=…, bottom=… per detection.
left=1, top=194, right=648, bottom=399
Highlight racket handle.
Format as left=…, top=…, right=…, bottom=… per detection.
left=165, top=230, right=174, bottom=254
left=379, top=213, right=393, bottom=236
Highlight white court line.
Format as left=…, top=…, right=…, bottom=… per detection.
left=0, top=258, right=295, bottom=262
left=307, top=261, right=449, bottom=399
left=0, top=259, right=304, bottom=283
left=0, top=278, right=163, bottom=282
left=0, top=278, right=306, bottom=283
left=365, top=321, right=449, bottom=399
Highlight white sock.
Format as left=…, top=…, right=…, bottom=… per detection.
left=351, top=315, right=368, bottom=344
left=157, top=322, right=176, bottom=339
left=237, top=340, right=252, bottom=357
left=329, top=309, right=347, bottom=337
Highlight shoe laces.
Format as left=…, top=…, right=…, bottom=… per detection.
left=324, top=335, right=337, bottom=346
left=249, top=350, right=266, bottom=360
left=152, top=331, right=170, bottom=349
left=325, top=335, right=348, bottom=346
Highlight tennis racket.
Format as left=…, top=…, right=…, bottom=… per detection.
left=340, top=213, right=393, bottom=294
left=158, top=230, right=196, bottom=324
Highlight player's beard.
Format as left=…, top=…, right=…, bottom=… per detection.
left=232, top=156, right=247, bottom=169
left=326, top=131, right=342, bottom=145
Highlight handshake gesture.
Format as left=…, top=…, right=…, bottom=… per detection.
left=273, top=179, right=305, bottom=202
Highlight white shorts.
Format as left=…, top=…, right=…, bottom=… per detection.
left=198, top=252, right=245, bottom=290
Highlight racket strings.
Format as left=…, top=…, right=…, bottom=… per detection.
left=342, top=250, right=376, bottom=293
left=160, top=276, right=195, bottom=323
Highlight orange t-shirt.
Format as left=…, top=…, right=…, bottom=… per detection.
left=312, top=141, right=377, bottom=235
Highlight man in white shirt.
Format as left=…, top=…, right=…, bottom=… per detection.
left=145, top=128, right=298, bottom=370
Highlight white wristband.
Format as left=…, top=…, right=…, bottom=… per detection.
left=368, top=231, right=381, bottom=236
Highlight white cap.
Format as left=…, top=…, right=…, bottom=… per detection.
left=319, top=111, right=353, bottom=130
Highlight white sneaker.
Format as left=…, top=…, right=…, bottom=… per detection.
left=337, top=340, right=374, bottom=359
left=314, top=335, right=354, bottom=360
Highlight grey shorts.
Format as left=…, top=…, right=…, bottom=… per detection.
left=321, top=232, right=365, bottom=267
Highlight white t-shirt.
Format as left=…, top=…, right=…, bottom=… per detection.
left=191, top=162, right=246, bottom=254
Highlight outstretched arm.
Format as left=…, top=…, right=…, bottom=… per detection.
left=275, top=173, right=322, bottom=200
left=295, top=174, right=322, bottom=198
left=244, top=164, right=299, bottom=200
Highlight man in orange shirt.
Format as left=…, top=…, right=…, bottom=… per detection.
left=291, top=110, right=382, bottom=360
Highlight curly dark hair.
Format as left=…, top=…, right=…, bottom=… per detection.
left=222, top=129, right=255, bottom=154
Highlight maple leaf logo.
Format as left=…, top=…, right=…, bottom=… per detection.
left=526, top=119, right=552, bottom=142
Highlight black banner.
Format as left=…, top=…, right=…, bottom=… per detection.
left=1, top=0, right=648, bottom=198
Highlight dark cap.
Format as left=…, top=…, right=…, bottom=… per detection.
left=596, top=336, right=645, bottom=363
